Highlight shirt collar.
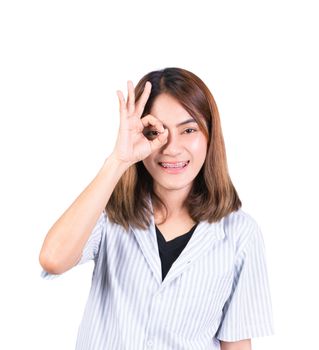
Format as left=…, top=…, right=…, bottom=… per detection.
left=131, top=192, right=226, bottom=287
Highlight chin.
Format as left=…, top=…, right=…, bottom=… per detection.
left=154, top=178, right=194, bottom=191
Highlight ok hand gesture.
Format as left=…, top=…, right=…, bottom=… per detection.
left=112, top=80, right=168, bottom=166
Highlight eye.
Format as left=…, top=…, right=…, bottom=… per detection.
left=144, top=130, right=159, bottom=139
left=184, top=128, right=197, bottom=134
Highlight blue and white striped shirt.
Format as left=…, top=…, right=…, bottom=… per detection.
left=41, top=199, right=274, bottom=349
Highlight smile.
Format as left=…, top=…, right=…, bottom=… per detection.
left=158, top=160, right=190, bottom=174
left=159, top=161, right=189, bottom=168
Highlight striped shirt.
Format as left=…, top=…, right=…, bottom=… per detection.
left=41, top=197, right=274, bottom=349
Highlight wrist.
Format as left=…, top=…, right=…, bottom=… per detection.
left=105, top=153, right=132, bottom=172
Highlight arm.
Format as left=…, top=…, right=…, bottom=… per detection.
left=220, top=339, right=251, bottom=350
left=39, top=155, right=129, bottom=275
left=39, top=80, right=168, bottom=275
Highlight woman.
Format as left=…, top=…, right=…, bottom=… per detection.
left=39, top=67, right=274, bottom=349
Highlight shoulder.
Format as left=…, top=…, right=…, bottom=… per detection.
left=223, top=208, right=260, bottom=232
left=96, top=210, right=108, bottom=229
left=222, top=208, right=264, bottom=254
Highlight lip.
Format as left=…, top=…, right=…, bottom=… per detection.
left=158, top=160, right=190, bottom=174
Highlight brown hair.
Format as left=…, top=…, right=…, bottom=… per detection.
left=106, top=67, right=241, bottom=230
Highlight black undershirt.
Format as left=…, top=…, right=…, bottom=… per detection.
left=155, top=223, right=198, bottom=281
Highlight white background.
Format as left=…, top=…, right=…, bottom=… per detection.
left=1, top=0, right=318, bottom=349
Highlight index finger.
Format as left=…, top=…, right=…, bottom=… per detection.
left=135, top=81, right=152, bottom=117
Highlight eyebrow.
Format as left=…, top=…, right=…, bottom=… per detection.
left=162, top=118, right=197, bottom=128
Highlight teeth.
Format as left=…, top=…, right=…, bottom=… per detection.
left=160, top=161, right=188, bottom=168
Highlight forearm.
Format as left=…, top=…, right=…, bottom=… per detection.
left=220, top=339, right=252, bottom=350
left=39, top=154, right=129, bottom=274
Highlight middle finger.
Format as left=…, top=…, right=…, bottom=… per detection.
left=127, top=80, right=135, bottom=115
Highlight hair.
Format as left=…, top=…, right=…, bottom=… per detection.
left=106, top=67, right=242, bottom=231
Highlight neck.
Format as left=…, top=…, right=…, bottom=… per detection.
left=152, top=184, right=191, bottom=219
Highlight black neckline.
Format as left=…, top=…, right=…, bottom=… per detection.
left=155, top=223, right=198, bottom=245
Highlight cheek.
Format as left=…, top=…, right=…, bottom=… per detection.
left=142, top=155, right=155, bottom=171
left=189, top=137, right=208, bottom=158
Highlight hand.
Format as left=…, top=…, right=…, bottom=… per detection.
left=111, top=80, right=168, bottom=166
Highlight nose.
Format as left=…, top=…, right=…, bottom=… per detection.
left=161, top=130, right=183, bottom=156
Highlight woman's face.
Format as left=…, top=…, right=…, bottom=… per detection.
left=142, top=93, right=208, bottom=197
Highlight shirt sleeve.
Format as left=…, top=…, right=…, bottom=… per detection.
left=215, top=221, right=275, bottom=341
left=40, top=210, right=107, bottom=280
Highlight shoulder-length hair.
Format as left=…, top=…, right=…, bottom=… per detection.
left=106, top=67, right=241, bottom=231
